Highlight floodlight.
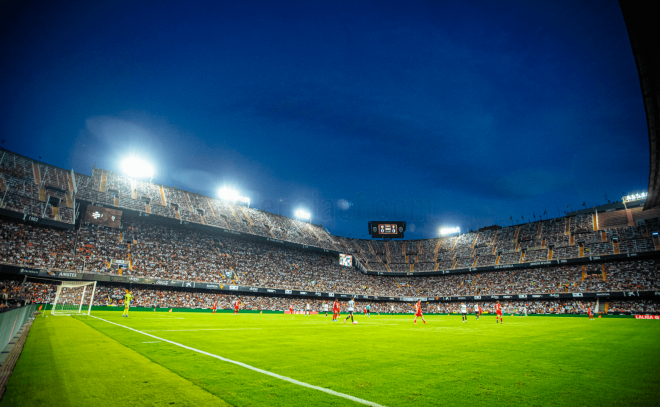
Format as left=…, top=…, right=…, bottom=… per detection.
left=218, top=187, right=250, bottom=206
left=122, top=157, right=153, bottom=179
left=295, top=209, right=311, bottom=220
left=440, top=227, right=460, bottom=236
left=219, top=187, right=239, bottom=201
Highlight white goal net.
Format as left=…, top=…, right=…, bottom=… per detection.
left=51, top=281, right=97, bottom=316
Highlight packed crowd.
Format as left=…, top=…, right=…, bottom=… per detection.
left=2, top=218, right=660, bottom=299
left=4, top=278, right=654, bottom=315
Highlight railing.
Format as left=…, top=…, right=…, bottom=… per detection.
left=0, top=304, right=37, bottom=353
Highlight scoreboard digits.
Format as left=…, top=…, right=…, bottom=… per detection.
left=368, top=221, right=406, bottom=238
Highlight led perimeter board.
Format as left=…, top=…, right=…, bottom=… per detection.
left=84, top=205, right=123, bottom=228
left=368, top=221, right=406, bottom=238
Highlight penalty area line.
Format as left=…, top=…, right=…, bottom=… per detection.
left=90, top=316, right=385, bottom=407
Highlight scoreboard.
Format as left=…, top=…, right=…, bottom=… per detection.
left=368, top=221, right=406, bottom=238
left=84, top=205, right=123, bottom=228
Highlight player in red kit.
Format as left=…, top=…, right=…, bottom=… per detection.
left=289, top=303, right=294, bottom=315
left=413, top=300, right=427, bottom=325
left=478, top=304, right=482, bottom=318
left=332, top=300, right=339, bottom=321
left=213, top=301, right=217, bottom=314
left=364, top=307, right=367, bottom=316
left=588, top=307, right=594, bottom=320
left=234, top=299, right=240, bottom=315
left=495, top=302, right=503, bottom=324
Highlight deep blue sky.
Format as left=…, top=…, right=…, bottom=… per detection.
left=0, top=0, right=648, bottom=239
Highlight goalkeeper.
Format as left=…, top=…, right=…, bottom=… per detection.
left=122, top=289, right=134, bottom=317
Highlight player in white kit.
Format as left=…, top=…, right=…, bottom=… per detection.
left=323, top=302, right=329, bottom=318
left=344, top=297, right=357, bottom=324
left=305, top=303, right=310, bottom=316
left=461, top=303, right=467, bottom=323
left=474, top=303, right=480, bottom=320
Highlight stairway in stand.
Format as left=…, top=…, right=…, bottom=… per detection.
left=159, top=187, right=167, bottom=206
left=145, top=204, right=151, bottom=214
left=565, top=218, right=570, bottom=235
left=579, top=245, right=584, bottom=257
left=593, top=213, right=598, bottom=230
left=471, top=233, right=479, bottom=248
left=613, top=240, right=620, bottom=254
left=32, top=162, right=41, bottom=185
left=367, top=241, right=376, bottom=255
left=131, top=179, right=137, bottom=200
left=66, top=173, right=75, bottom=208
left=228, top=205, right=241, bottom=223
left=581, top=265, right=586, bottom=281
left=240, top=207, right=254, bottom=225
left=100, top=171, right=107, bottom=192
left=626, top=209, right=634, bottom=226
left=451, top=235, right=460, bottom=250
left=206, top=198, right=216, bottom=217
left=547, top=248, right=553, bottom=260
left=434, top=239, right=442, bottom=261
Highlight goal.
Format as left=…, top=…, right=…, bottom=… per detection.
left=51, top=281, right=97, bottom=316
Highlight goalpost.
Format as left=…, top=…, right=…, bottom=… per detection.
left=51, top=281, right=97, bottom=316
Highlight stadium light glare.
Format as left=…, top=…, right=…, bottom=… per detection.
left=295, top=209, right=311, bottom=220
left=219, top=187, right=240, bottom=201
left=122, top=157, right=153, bottom=179
left=622, top=192, right=647, bottom=202
left=218, top=187, right=250, bottom=206
left=439, top=227, right=460, bottom=236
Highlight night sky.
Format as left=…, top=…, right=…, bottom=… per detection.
left=0, top=0, right=649, bottom=239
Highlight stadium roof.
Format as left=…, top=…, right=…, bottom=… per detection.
left=620, top=1, right=660, bottom=210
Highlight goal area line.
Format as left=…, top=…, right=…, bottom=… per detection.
left=89, top=316, right=386, bottom=407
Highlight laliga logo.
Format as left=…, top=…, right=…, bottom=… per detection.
left=92, top=211, right=102, bottom=219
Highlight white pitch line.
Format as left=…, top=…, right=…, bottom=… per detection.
left=146, top=328, right=263, bottom=332
left=90, top=316, right=385, bottom=407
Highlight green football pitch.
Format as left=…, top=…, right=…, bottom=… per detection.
left=2, top=311, right=659, bottom=406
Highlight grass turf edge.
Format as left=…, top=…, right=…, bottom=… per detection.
left=0, top=315, right=231, bottom=407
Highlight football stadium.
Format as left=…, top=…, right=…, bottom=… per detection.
left=0, top=1, right=659, bottom=406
